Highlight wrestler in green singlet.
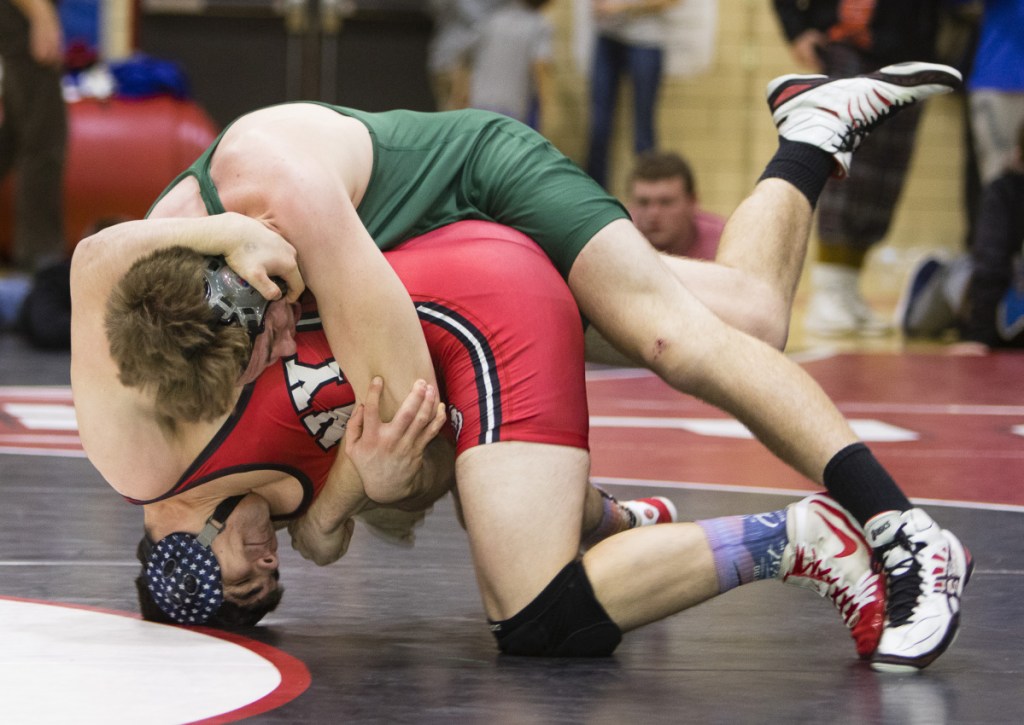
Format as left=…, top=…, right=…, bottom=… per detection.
left=150, top=103, right=628, bottom=278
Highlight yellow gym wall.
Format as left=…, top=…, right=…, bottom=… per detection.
left=545, top=0, right=967, bottom=306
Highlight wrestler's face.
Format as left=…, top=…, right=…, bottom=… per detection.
left=237, top=299, right=301, bottom=385
left=628, top=177, right=697, bottom=253
left=210, top=493, right=282, bottom=606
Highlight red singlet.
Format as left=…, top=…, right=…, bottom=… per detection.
left=131, top=221, right=589, bottom=516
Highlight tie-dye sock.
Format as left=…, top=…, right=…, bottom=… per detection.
left=697, top=509, right=789, bottom=594
left=581, top=488, right=631, bottom=549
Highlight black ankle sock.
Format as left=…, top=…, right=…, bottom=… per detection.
left=758, top=138, right=835, bottom=208
left=822, top=442, right=912, bottom=526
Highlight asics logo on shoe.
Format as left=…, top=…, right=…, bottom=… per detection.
left=870, top=521, right=891, bottom=541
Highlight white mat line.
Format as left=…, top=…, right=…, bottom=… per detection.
left=0, top=561, right=137, bottom=567
left=591, top=476, right=1024, bottom=514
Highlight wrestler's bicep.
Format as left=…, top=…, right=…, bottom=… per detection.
left=227, top=153, right=437, bottom=419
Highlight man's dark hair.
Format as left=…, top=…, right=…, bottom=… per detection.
left=630, top=151, right=698, bottom=198
left=134, top=535, right=283, bottom=628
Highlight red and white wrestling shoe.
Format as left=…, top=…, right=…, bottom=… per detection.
left=621, top=496, right=678, bottom=527
left=766, top=62, right=961, bottom=178
left=778, top=494, right=885, bottom=659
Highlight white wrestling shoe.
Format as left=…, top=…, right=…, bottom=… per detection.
left=621, top=496, right=678, bottom=527
left=778, top=494, right=885, bottom=659
left=804, top=264, right=893, bottom=338
left=867, top=508, right=973, bottom=672
left=766, top=62, right=962, bottom=178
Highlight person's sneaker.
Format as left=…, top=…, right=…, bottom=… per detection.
left=894, top=256, right=955, bottom=338
left=767, top=62, right=962, bottom=178
left=804, top=263, right=893, bottom=338
left=778, top=494, right=885, bottom=659
left=866, top=508, right=974, bottom=672
left=580, top=489, right=678, bottom=551
left=996, top=259, right=1024, bottom=341
left=621, top=496, right=678, bottom=527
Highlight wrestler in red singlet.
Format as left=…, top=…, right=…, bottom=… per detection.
left=126, top=221, right=589, bottom=517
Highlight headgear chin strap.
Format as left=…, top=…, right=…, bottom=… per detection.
left=144, top=495, right=246, bottom=625
left=202, top=257, right=275, bottom=338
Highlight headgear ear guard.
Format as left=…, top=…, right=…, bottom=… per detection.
left=143, top=495, right=246, bottom=625
left=202, top=257, right=280, bottom=339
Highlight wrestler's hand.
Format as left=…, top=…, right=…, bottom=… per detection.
left=287, top=512, right=355, bottom=566
left=222, top=213, right=306, bottom=303
left=345, top=376, right=448, bottom=505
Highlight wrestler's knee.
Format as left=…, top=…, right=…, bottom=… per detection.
left=739, top=278, right=791, bottom=350
left=489, top=560, right=622, bottom=657
left=695, top=271, right=790, bottom=350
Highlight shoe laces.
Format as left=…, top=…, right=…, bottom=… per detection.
left=619, top=503, right=639, bottom=529
left=787, top=545, right=862, bottom=626
left=878, top=529, right=925, bottom=627
left=835, top=93, right=910, bottom=152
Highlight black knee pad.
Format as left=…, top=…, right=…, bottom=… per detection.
left=489, top=560, right=622, bottom=657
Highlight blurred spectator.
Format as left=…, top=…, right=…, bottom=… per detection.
left=467, top=0, right=555, bottom=133
left=427, top=0, right=502, bottom=111
left=772, top=0, right=943, bottom=337
left=627, top=150, right=723, bottom=260
left=965, top=0, right=1024, bottom=185
left=585, top=0, right=680, bottom=190
left=0, top=0, right=67, bottom=272
left=898, top=121, right=1024, bottom=351
left=0, top=215, right=128, bottom=349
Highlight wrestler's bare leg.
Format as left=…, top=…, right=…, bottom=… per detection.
left=455, top=441, right=589, bottom=619
left=569, top=218, right=857, bottom=484
left=456, top=441, right=720, bottom=629
left=449, top=457, right=653, bottom=546
left=583, top=178, right=812, bottom=358
left=583, top=524, right=719, bottom=631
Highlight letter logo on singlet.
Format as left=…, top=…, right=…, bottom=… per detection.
left=284, top=357, right=344, bottom=412
left=283, top=356, right=350, bottom=449
left=302, top=405, right=355, bottom=451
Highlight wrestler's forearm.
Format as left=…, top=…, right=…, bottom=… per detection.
left=383, top=435, right=456, bottom=512
left=305, top=454, right=373, bottom=535
left=71, top=214, right=302, bottom=302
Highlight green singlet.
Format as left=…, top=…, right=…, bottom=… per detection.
left=149, top=102, right=629, bottom=278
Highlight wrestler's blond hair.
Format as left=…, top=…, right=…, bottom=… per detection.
left=105, top=246, right=251, bottom=423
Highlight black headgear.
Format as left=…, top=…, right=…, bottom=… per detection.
left=143, top=495, right=245, bottom=625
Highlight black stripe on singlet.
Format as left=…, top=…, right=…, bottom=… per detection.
left=415, top=302, right=502, bottom=445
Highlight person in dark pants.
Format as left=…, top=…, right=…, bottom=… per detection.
left=0, top=0, right=67, bottom=272
left=0, top=217, right=126, bottom=349
left=772, top=0, right=944, bottom=337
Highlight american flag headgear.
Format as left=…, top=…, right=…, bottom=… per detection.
left=143, top=495, right=245, bottom=625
